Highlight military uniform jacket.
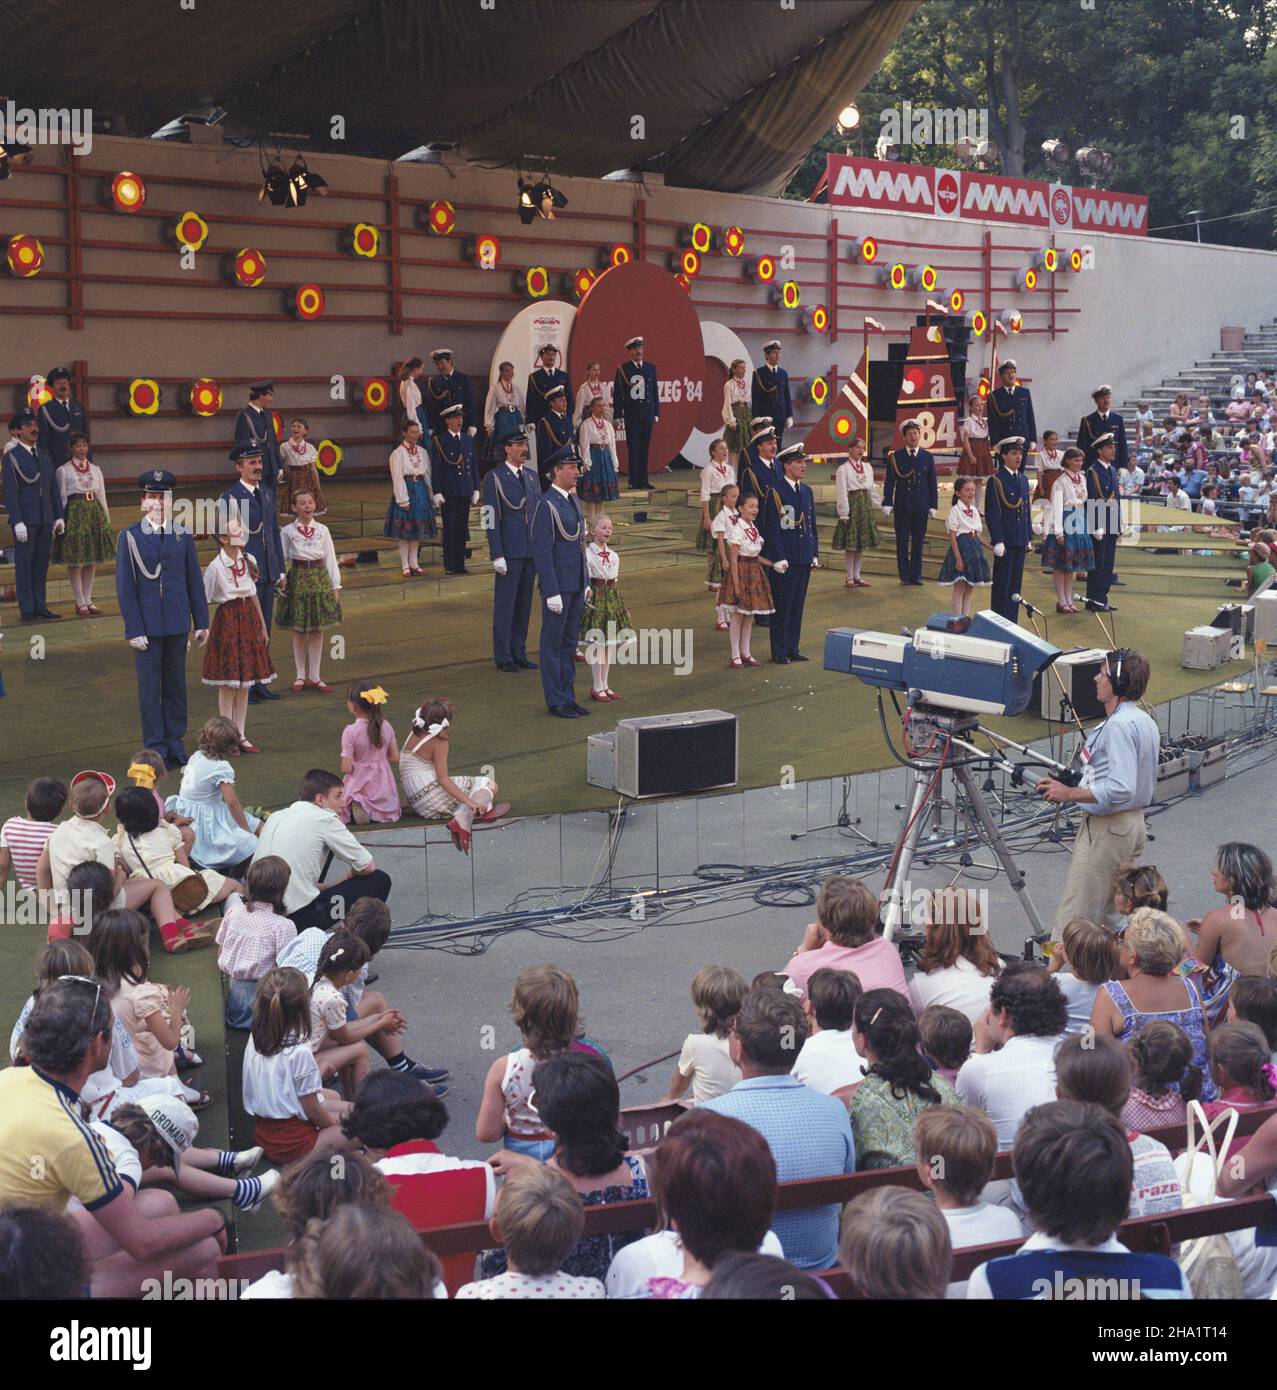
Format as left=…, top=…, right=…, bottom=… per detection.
left=1085, top=459, right=1120, bottom=503
left=739, top=447, right=778, bottom=501
left=115, top=521, right=209, bottom=640
left=220, top=481, right=284, bottom=584
left=536, top=409, right=576, bottom=462
left=883, top=448, right=939, bottom=513
left=751, top=365, right=792, bottom=426
left=3, top=442, right=63, bottom=528
left=1078, top=411, right=1129, bottom=471
left=983, top=465, right=1033, bottom=548
left=615, top=361, right=660, bottom=424
left=525, top=368, right=572, bottom=430
left=37, top=397, right=89, bottom=470
left=483, top=463, right=542, bottom=561
left=431, top=429, right=480, bottom=498
left=988, top=385, right=1037, bottom=449
left=426, top=370, right=479, bottom=435
left=531, top=487, right=588, bottom=596
left=233, top=406, right=283, bottom=488
left=762, top=474, right=818, bottom=567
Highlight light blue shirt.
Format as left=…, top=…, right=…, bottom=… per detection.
left=1082, top=700, right=1159, bottom=817
left=701, top=1074, right=855, bottom=1271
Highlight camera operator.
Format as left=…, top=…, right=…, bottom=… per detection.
left=1037, top=649, right=1158, bottom=940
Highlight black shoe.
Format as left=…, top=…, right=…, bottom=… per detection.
left=496, top=661, right=521, bottom=672
left=790, top=653, right=809, bottom=662
left=771, top=656, right=790, bottom=665
left=513, top=658, right=538, bottom=670
left=910, top=579, right=926, bottom=586
left=19, top=614, right=38, bottom=624
left=256, top=685, right=281, bottom=701
left=455, top=567, right=471, bottom=575
left=549, top=705, right=577, bottom=718
left=35, top=608, right=61, bottom=620
left=569, top=702, right=590, bottom=716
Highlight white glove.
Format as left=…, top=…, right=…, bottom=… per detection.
left=432, top=493, right=445, bottom=508
left=584, top=586, right=592, bottom=604
left=194, top=629, right=209, bottom=646
left=493, top=558, right=508, bottom=576
left=547, top=595, right=563, bottom=615
left=882, top=506, right=892, bottom=517
left=1094, top=529, right=1105, bottom=540
left=786, top=417, right=794, bottom=429
left=129, top=635, right=149, bottom=652
left=993, top=543, right=1006, bottom=558
left=929, top=509, right=938, bottom=519
left=811, top=557, right=820, bottom=569
left=14, top=523, right=27, bottom=543
left=53, top=519, right=65, bottom=536
left=773, top=559, right=790, bottom=574
left=470, top=490, right=480, bottom=505
left=468, top=426, right=477, bottom=438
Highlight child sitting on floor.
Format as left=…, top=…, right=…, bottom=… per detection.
left=216, top=856, right=296, bottom=1030
left=307, top=931, right=408, bottom=1098
left=663, top=965, right=747, bottom=1104
left=0, top=776, right=66, bottom=893
left=126, top=748, right=194, bottom=857
left=165, top=718, right=262, bottom=874
left=114, top=786, right=238, bottom=922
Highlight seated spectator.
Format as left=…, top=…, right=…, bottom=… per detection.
left=1133, top=400, right=1154, bottom=439
left=663, top=964, right=747, bottom=1104
left=1118, top=460, right=1145, bottom=498
left=792, top=968, right=865, bottom=1100
left=605, top=1110, right=782, bottom=1298
left=783, top=875, right=907, bottom=1002
left=44, top=858, right=113, bottom=944
left=480, top=1052, right=650, bottom=1282
left=1188, top=844, right=1277, bottom=1004
left=1229, top=976, right=1277, bottom=1066
left=113, top=785, right=239, bottom=916
left=1047, top=918, right=1119, bottom=1032
left=0, top=978, right=225, bottom=1297
left=918, top=1003, right=972, bottom=1086
left=305, top=931, right=393, bottom=1095
left=242, top=1148, right=394, bottom=1298
left=126, top=746, right=193, bottom=857
left=1169, top=392, right=1190, bottom=424
left=291, top=1202, right=442, bottom=1299
left=1121, top=1020, right=1201, bottom=1131
left=907, top=887, right=1001, bottom=1023
left=165, top=717, right=262, bottom=873
left=1054, top=1033, right=1182, bottom=1219
left=701, top=1250, right=835, bottom=1299
left=914, top=1105, right=1024, bottom=1296
left=1247, top=543, right=1274, bottom=596
left=0, top=1205, right=89, bottom=1300
left=849, top=989, right=957, bottom=1169
left=1092, top=907, right=1214, bottom=1098
left=1112, top=862, right=1169, bottom=931
left=252, top=769, right=391, bottom=932
left=956, top=961, right=1066, bottom=1147
left=966, top=1101, right=1190, bottom=1299
left=0, top=775, right=66, bottom=892
left=216, top=855, right=296, bottom=1029
left=1203, top=1022, right=1277, bottom=1122
left=702, top=987, right=855, bottom=1270
left=459, top=1163, right=603, bottom=1299
left=838, top=1187, right=952, bottom=1299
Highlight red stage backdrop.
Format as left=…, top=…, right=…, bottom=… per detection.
left=568, top=260, right=705, bottom=475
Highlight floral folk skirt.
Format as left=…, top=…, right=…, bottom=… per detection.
left=275, top=563, right=342, bottom=633
left=719, top=556, right=774, bottom=615
left=202, top=597, right=276, bottom=688
left=54, top=496, right=115, bottom=564
left=278, top=460, right=326, bottom=515
left=384, top=476, right=437, bottom=541
left=831, top=490, right=879, bottom=552
left=580, top=582, right=633, bottom=637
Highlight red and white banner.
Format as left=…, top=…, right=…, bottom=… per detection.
left=826, top=156, right=1147, bottom=237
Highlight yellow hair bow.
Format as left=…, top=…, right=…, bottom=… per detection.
left=360, top=686, right=389, bottom=706
left=127, top=762, right=158, bottom=789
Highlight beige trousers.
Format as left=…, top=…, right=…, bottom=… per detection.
left=1052, top=807, right=1147, bottom=940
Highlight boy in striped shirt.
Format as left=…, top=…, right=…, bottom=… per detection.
left=0, top=776, right=66, bottom=890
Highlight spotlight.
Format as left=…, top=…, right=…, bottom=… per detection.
left=287, top=158, right=327, bottom=207
left=874, top=134, right=900, bottom=162
left=518, top=174, right=567, bottom=223
left=848, top=235, right=878, bottom=264
left=836, top=103, right=861, bottom=135
left=1076, top=147, right=1114, bottom=186
left=974, top=140, right=1000, bottom=172
left=998, top=307, right=1023, bottom=334
left=1041, top=138, right=1071, bottom=171
left=260, top=161, right=291, bottom=206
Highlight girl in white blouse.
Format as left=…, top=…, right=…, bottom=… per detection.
left=54, top=430, right=114, bottom=616
left=708, top=481, right=740, bottom=632
left=936, top=476, right=992, bottom=617
left=698, top=437, right=736, bottom=559
left=277, top=489, right=343, bottom=694
left=573, top=362, right=611, bottom=428
left=721, top=359, right=752, bottom=468
left=718, top=493, right=777, bottom=667
left=485, top=360, right=526, bottom=464
left=580, top=515, right=632, bottom=702
left=383, top=421, right=437, bottom=577
left=577, top=395, right=621, bottom=521
left=831, top=438, right=881, bottom=589
left=1041, top=447, right=1094, bottom=614
left=397, top=357, right=426, bottom=433
left=201, top=519, right=276, bottom=751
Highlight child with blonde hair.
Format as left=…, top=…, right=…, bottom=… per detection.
left=663, top=965, right=747, bottom=1103
left=166, top=717, right=262, bottom=873
left=580, top=514, right=631, bottom=702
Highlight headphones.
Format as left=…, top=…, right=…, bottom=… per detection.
left=1107, top=648, right=1132, bottom=696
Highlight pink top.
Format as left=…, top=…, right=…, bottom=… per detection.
left=216, top=894, right=297, bottom=981
left=340, top=718, right=401, bottom=824
left=784, top=936, right=909, bottom=1002
left=1120, top=1087, right=1187, bottom=1133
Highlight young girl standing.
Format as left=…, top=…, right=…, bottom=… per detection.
left=277, top=489, right=342, bottom=693
left=573, top=362, right=609, bottom=429
left=202, top=518, right=276, bottom=752
left=485, top=361, right=526, bottom=467
left=698, top=437, right=736, bottom=559
left=937, top=476, right=992, bottom=617
left=580, top=515, right=631, bottom=703
left=706, top=479, right=740, bottom=632
left=832, top=437, right=880, bottom=589
left=384, top=420, right=436, bottom=578
left=398, top=357, right=427, bottom=435
left=718, top=492, right=776, bottom=669
left=721, top=359, right=752, bottom=469
left=959, top=395, right=994, bottom=503
left=577, top=395, right=620, bottom=523
left=279, top=417, right=326, bottom=516
left=54, top=431, right=114, bottom=616
left=399, top=697, right=508, bottom=854
left=1041, top=446, right=1093, bottom=613
left=340, top=682, right=401, bottom=825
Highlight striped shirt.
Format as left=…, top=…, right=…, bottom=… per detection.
left=215, top=894, right=297, bottom=981
left=0, top=816, right=57, bottom=889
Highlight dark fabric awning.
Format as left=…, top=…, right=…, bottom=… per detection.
left=0, top=0, right=918, bottom=194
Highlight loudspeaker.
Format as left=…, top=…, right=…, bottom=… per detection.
left=868, top=356, right=905, bottom=423
left=1032, top=647, right=1109, bottom=720
left=602, top=710, right=738, bottom=798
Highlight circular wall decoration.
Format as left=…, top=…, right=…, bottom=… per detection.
left=315, top=440, right=343, bottom=475
left=807, top=375, right=830, bottom=406
left=344, top=223, right=380, bottom=258
left=109, top=171, right=146, bottom=213
left=123, top=378, right=161, bottom=416
left=183, top=379, right=223, bottom=416
left=231, top=248, right=266, bottom=287
left=172, top=211, right=210, bottom=252
left=599, top=242, right=632, bottom=270
left=849, top=236, right=878, bottom=264
left=970, top=309, right=988, bottom=337
left=291, top=283, right=326, bottom=320
left=716, top=226, right=745, bottom=257
left=746, top=255, right=776, bottom=284
left=773, top=280, right=801, bottom=309
left=521, top=266, right=551, bottom=299
left=464, top=234, right=501, bottom=269
left=425, top=200, right=455, bottom=235
left=948, top=288, right=965, bottom=313
left=6, top=234, right=44, bottom=277
left=568, top=267, right=596, bottom=301
left=679, top=223, right=713, bottom=254
left=356, top=379, right=391, bottom=412
left=801, top=305, right=829, bottom=335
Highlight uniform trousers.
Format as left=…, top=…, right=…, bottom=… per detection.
left=135, top=634, right=190, bottom=761
left=493, top=558, right=535, bottom=664
left=893, top=509, right=929, bottom=583
left=539, top=589, right=585, bottom=709
left=991, top=545, right=1028, bottom=623
left=13, top=525, right=53, bottom=617
left=769, top=564, right=811, bottom=661
left=624, top=417, right=653, bottom=489
left=1085, top=527, right=1120, bottom=604
left=441, top=498, right=469, bottom=571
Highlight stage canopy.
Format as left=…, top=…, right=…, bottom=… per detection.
left=0, top=0, right=918, bottom=195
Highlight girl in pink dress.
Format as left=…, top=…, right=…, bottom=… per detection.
left=339, top=683, right=401, bottom=825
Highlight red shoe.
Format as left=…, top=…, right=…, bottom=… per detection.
left=239, top=739, right=261, bottom=754
left=446, top=817, right=471, bottom=854
left=605, top=689, right=621, bottom=700
left=742, top=656, right=761, bottom=667
left=715, top=621, right=730, bottom=632
left=86, top=604, right=103, bottom=615
left=291, top=678, right=307, bottom=693
left=855, top=579, right=871, bottom=588
left=574, top=650, right=586, bottom=662
left=306, top=679, right=334, bottom=693
left=844, top=579, right=856, bottom=589
left=590, top=689, right=611, bottom=702
left=730, top=657, right=744, bottom=668
left=474, top=801, right=512, bottom=823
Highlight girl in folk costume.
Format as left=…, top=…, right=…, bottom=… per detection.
left=722, top=358, right=752, bottom=469
left=384, top=420, right=437, bottom=577
left=484, top=360, right=526, bottom=466
left=707, top=481, right=740, bottom=632
left=937, top=475, right=992, bottom=617
left=1040, top=446, right=1093, bottom=613
left=202, top=516, right=277, bottom=752
left=718, top=492, right=777, bottom=669
left=397, top=356, right=427, bottom=435
left=577, top=393, right=620, bottom=521
left=398, top=697, right=511, bottom=855
left=1031, top=429, right=1064, bottom=535
left=832, top=436, right=881, bottom=589
left=277, top=488, right=342, bottom=693
left=580, top=514, right=632, bottom=703
left=278, top=417, right=326, bottom=516
left=573, top=361, right=611, bottom=428
left=699, top=438, right=737, bottom=590
left=339, top=683, right=401, bottom=825
left=54, top=431, right=114, bottom=616
left=959, top=394, right=994, bottom=502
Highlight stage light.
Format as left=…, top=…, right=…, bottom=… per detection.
left=1076, top=147, right=1114, bottom=185
left=679, top=223, right=713, bottom=254
left=970, top=309, right=988, bottom=337
left=521, top=266, right=551, bottom=298
left=879, top=262, right=908, bottom=290
left=260, top=161, right=291, bottom=207
left=1032, top=247, right=1059, bottom=273
left=230, top=248, right=266, bottom=287
left=715, top=226, right=745, bottom=257
left=1015, top=266, right=1038, bottom=292
left=807, top=375, right=830, bottom=406
left=355, top=379, right=391, bottom=413
left=315, top=439, right=343, bottom=475
left=907, top=264, right=938, bottom=292
left=123, top=378, right=161, bottom=416
left=182, top=378, right=223, bottom=417
left=290, top=283, right=325, bottom=320
left=5, top=234, right=44, bottom=277
left=0, top=137, right=34, bottom=180
left=998, top=307, right=1023, bottom=334
left=747, top=255, right=776, bottom=284
left=1042, top=138, right=1071, bottom=171
left=425, top=200, right=456, bottom=235
left=287, top=158, right=327, bottom=207
left=108, top=171, right=146, bottom=214
left=948, top=288, right=965, bottom=313
left=772, top=280, right=800, bottom=309
left=600, top=242, right=632, bottom=269
left=849, top=235, right=878, bottom=264
left=568, top=267, right=596, bottom=301
left=172, top=211, right=210, bottom=252
left=344, top=223, right=380, bottom=258
left=518, top=175, right=567, bottom=223
left=801, top=304, right=829, bottom=334
left=875, top=134, right=899, bottom=161
left=462, top=234, right=501, bottom=269
left=974, top=141, right=1001, bottom=171
left=1069, top=248, right=1084, bottom=272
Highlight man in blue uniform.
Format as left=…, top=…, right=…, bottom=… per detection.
left=739, top=419, right=779, bottom=502
left=615, top=336, right=659, bottom=490
left=752, top=341, right=793, bottom=450
left=433, top=403, right=481, bottom=575
left=532, top=444, right=590, bottom=718
left=535, top=384, right=576, bottom=488
left=984, top=436, right=1037, bottom=624
left=882, top=419, right=938, bottom=585
left=36, top=367, right=89, bottom=470
left=762, top=443, right=819, bottom=664
left=987, top=360, right=1037, bottom=455
left=4, top=409, right=64, bottom=620
left=525, top=343, right=572, bottom=474
left=424, top=348, right=479, bottom=441
left=221, top=443, right=284, bottom=702
left=116, top=470, right=209, bottom=768
left=233, top=380, right=282, bottom=490
left=1085, top=432, right=1122, bottom=610
left=483, top=425, right=541, bottom=672
left=1077, top=384, right=1129, bottom=471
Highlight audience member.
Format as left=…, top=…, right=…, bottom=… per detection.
left=0, top=1205, right=89, bottom=1300
left=165, top=717, right=262, bottom=873
left=291, top=1202, right=442, bottom=1299
left=783, top=875, right=907, bottom=1001
left=918, top=1004, right=973, bottom=1086
left=1229, top=976, right=1277, bottom=1065
left=838, top=1187, right=952, bottom=1299
left=1047, top=918, right=1119, bottom=1032
left=1121, top=1020, right=1201, bottom=1131
left=663, top=965, right=747, bottom=1103
left=701, top=1250, right=835, bottom=1300
left=113, top=784, right=238, bottom=916
left=1203, top=1022, right=1277, bottom=1121
left=792, top=968, right=865, bottom=1099
left=907, top=888, right=1002, bottom=1023
left=216, top=855, right=296, bottom=1029
left=1188, top=842, right=1277, bottom=998
left=0, top=776, right=66, bottom=891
